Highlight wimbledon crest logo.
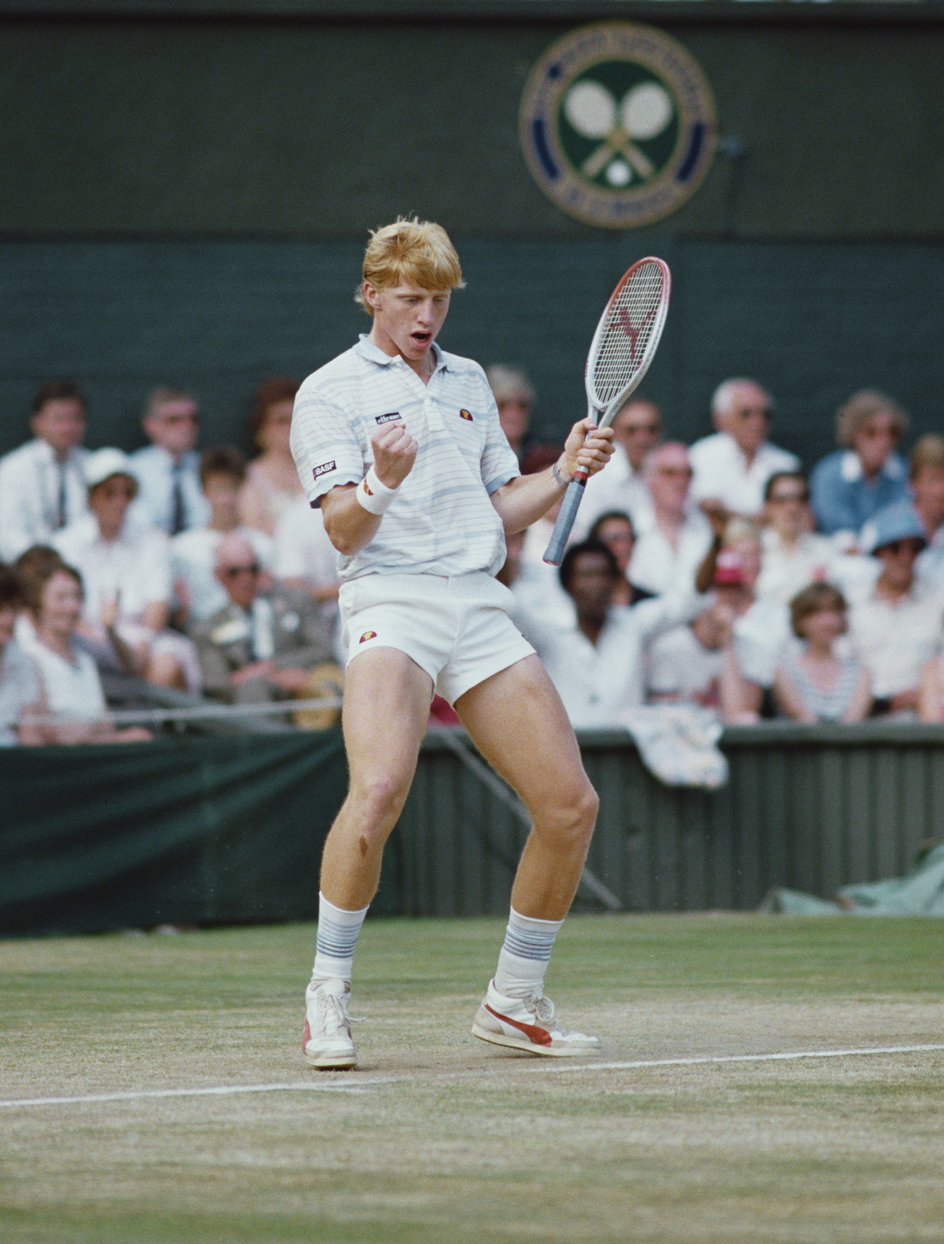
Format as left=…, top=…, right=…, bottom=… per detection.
left=519, top=21, right=717, bottom=229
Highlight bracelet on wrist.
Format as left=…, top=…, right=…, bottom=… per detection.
left=355, top=465, right=398, bottom=515
left=552, top=460, right=572, bottom=489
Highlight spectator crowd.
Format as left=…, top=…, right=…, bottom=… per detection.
left=3, top=368, right=944, bottom=745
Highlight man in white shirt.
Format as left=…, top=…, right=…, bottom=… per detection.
left=689, top=377, right=800, bottom=521
left=129, top=387, right=210, bottom=535
left=0, top=380, right=90, bottom=561
left=755, top=470, right=849, bottom=603
left=290, top=217, right=614, bottom=1070
left=522, top=539, right=702, bottom=728
left=629, top=442, right=713, bottom=596
left=577, top=394, right=663, bottom=534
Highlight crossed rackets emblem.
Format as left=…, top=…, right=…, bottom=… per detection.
left=563, top=78, right=674, bottom=184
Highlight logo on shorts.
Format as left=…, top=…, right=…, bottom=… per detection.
left=519, top=21, right=716, bottom=229
left=375, top=412, right=401, bottom=425
left=312, top=460, right=336, bottom=480
left=359, top=630, right=378, bottom=643
left=459, top=409, right=474, bottom=421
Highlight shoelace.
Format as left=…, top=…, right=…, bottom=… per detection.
left=527, top=994, right=557, bottom=1027
left=314, top=990, right=366, bottom=1037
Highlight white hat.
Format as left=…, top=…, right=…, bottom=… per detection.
left=84, top=447, right=137, bottom=490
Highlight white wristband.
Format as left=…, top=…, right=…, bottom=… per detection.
left=355, top=465, right=398, bottom=515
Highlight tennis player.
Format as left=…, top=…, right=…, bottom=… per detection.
left=291, top=217, right=614, bottom=1069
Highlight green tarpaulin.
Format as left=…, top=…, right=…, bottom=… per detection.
left=761, top=841, right=944, bottom=916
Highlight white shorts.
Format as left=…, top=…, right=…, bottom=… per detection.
left=338, top=571, right=535, bottom=705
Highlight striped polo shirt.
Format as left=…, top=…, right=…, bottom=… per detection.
left=291, top=336, right=520, bottom=581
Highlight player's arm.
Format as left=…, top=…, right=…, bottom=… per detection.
left=490, top=419, right=614, bottom=535
left=320, top=422, right=417, bottom=555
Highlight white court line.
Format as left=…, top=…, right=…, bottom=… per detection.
left=544, top=1042, right=944, bottom=1075
left=2, top=1043, right=943, bottom=1110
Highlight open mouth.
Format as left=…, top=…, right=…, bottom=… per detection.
left=411, top=331, right=432, bottom=347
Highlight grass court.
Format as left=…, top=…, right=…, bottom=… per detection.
left=1, top=913, right=942, bottom=1243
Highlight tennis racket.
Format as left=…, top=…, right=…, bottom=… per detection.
left=543, top=256, right=671, bottom=566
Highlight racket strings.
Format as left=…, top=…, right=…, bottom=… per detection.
left=590, top=268, right=665, bottom=407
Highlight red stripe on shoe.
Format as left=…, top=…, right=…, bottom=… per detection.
left=484, top=1002, right=553, bottom=1047
left=302, top=1020, right=311, bottom=1050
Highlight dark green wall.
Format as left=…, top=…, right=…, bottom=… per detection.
left=2, top=5, right=943, bottom=458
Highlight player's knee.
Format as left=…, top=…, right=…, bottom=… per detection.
left=544, top=778, right=599, bottom=851
left=349, top=769, right=413, bottom=830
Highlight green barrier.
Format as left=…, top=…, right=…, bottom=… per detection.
left=0, top=730, right=382, bottom=936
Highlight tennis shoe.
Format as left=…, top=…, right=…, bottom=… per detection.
left=471, top=980, right=600, bottom=1057
left=302, top=977, right=357, bottom=1070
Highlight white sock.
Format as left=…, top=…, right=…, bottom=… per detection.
left=311, top=892, right=369, bottom=983
left=493, top=907, right=563, bottom=998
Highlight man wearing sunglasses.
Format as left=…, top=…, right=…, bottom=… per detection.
left=191, top=532, right=337, bottom=717
left=689, top=376, right=800, bottom=522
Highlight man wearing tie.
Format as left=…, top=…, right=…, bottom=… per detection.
left=0, top=380, right=90, bottom=561
left=129, top=387, right=210, bottom=535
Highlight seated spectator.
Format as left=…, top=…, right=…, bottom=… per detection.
left=0, top=563, right=45, bottom=746
left=238, top=377, right=305, bottom=536
left=645, top=599, right=733, bottom=712
left=171, top=446, right=274, bottom=626
left=845, top=501, right=944, bottom=716
left=509, top=445, right=579, bottom=626
left=697, top=523, right=791, bottom=723
left=773, top=583, right=871, bottom=723
left=897, top=435, right=944, bottom=590
left=756, top=471, right=845, bottom=603
left=518, top=539, right=701, bottom=729
left=17, top=559, right=152, bottom=744
left=130, top=386, right=210, bottom=535
left=485, top=364, right=539, bottom=465
left=578, top=395, right=663, bottom=533
left=629, top=443, right=713, bottom=596
left=810, top=389, right=909, bottom=546
left=191, top=533, right=340, bottom=726
left=689, top=377, right=800, bottom=521
left=52, top=448, right=200, bottom=691
left=0, top=380, right=90, bottom=561
left=587, top=510, right=654, bottom=607
left=272, top=495, right=342, bottom=630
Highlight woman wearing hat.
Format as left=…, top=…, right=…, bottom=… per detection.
left=844, top=501, right=944, bottom=715
left=51, top=447, right=200, bottom=691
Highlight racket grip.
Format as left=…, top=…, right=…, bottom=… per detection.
left=543, top=476, right=587, bottom=566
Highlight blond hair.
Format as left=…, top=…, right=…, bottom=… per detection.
left=910, top=433, right=944, bottom=479
left=355, top=217, right=465, bottom=314
left=835, top=388, right=908, bottom=448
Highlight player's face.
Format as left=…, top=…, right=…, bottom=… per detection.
left=364, top=283, right=451, bottom=375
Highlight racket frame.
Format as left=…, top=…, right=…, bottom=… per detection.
left=543, top=256, right=671, bottom=566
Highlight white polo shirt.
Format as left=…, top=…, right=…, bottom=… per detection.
left=689, top=432, right=800, bottom=518
left=291, top=336, right=519, bottom=581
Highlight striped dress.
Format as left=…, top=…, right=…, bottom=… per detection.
left=779, top=646, right=864, bottom=721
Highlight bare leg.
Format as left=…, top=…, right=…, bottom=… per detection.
left=455, top=655, right=598, bottom=921
left=320, top=646, right=433, bottom=910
